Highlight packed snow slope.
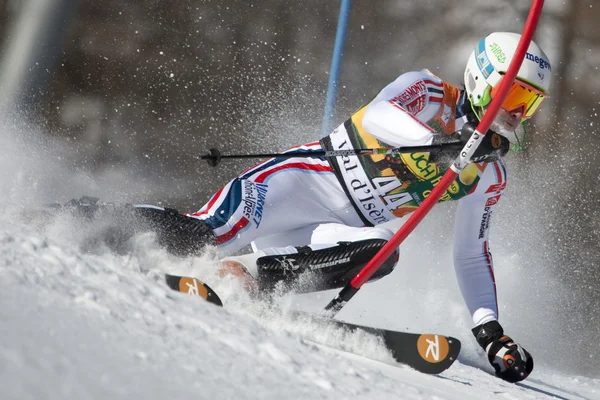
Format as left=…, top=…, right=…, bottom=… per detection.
left=1, top=120, right=599, bottom=399
left=0, top=215, right=598, bottom=400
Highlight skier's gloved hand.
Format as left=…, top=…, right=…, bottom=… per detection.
left=459, top=122, right=510, bottom=163
left=472, top=320, right=534, bottom=383
left=428, top=122, right=509, bottom=165
left=428, top=131, right=463, bottom=165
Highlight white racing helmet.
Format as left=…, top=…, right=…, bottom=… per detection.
left=464, top=32, right=551, bottom=148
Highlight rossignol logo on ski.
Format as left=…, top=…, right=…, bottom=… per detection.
left=416, top=334, right=450, bottom=363
left=166, top=274, right=223, bottom=307
left=179, top=277, right=209, bottom=300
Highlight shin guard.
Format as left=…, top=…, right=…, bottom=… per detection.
left=256, top=239, right=399, bottom=293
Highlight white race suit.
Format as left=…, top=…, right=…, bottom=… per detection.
left=191, top=69, right=507, bottom=327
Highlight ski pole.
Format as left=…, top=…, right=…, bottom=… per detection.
left=322, top=0, right=546, bottom=318
left=322, top=0, right=352, bottom=138
left=201, top=142, right=464, bottom=167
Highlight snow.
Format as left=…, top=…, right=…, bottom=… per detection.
left=0, top=221, right=598, bottom=400
left=0, top=120, right=599, bottom=400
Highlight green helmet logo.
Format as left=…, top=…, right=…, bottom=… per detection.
left=489, top=43, right=506, bottom=63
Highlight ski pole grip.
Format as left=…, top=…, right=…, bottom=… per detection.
left=205, top=148, right=222, bottom=167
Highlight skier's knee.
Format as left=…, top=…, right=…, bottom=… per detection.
left=363, top=227, right=395, bottom=243
left=366, top=239, right=399, bottom=282
left=335, top=237, right=399, bottom=282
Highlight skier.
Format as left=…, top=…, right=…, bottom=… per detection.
left=70, top=32, right=550, bottom=382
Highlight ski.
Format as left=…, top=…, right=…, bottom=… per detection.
left=164, top=273, right=223, bottom=306
left=291, top=311, right=461, bottom=375
left=164, top=273, right=460, bottom=374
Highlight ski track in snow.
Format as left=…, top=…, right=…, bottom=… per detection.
left=0, top=218, right=598, bottom=400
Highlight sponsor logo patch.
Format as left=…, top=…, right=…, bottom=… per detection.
left=179, top=277, right=209, bottom=299
left=485, top=181, right=506, bottom=195
left=309, top=257, right=351, bottom=270
left=448, top=180, right=460, bottom=195
left=525, top=52, right=551, bottom=71
left=242, top=180, right=268, bottom=227
left=401, top=152, right=439, bottom=181
left=489, top=42, right=507, bottom=63
left=538, top=72, right=545, bottom=82
left=490, top=133, right=502, bottom=149
left=477, top=50, right=492, bottom=76
left=275, top=257, right=299, bottom=272
left=338, top=141, right=390, bottom=224
left=441, top=104, right=452, bottom=125
left=392, top=80, right=427, bottom=115
left=478, top=206, right=492, bottom=239
left=485, top=194, right=502, bottom=207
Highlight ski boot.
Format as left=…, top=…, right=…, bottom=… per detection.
left=472, top=320, right=534, bottom=382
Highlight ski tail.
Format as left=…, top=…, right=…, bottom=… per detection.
left=165, top=274, right=223, bottom=307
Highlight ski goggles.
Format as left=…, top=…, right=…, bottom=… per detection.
left=489, top=77, right=546, bottom=119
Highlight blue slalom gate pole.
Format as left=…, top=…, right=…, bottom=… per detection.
left=321, top=0, right=351, bottom=138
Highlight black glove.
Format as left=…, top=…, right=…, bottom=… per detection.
left=472, top=320, right=534, bottom=383
left=429, top=123, right=510, bottom=165
left=460, top=123, right=510, bottom=163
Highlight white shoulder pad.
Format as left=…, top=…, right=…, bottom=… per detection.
left=372, top=69, right=442, bottom=104
left=363, top=101, right=434, bottom=147
left=363, top=69, right=441, bottom=147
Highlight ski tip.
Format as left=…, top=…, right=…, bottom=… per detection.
left=382, top=330, right=462, bottom=375
left=164, top=274, right=223, bottom=307
left=411, top=334, right=461, bottom=374
left=416, top=334, right=461, bottom=361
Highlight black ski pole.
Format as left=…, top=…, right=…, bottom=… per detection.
left=201, top=142, right=464, bottom=167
